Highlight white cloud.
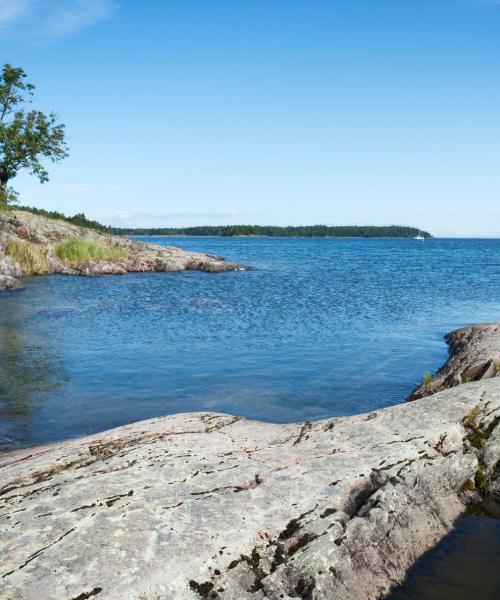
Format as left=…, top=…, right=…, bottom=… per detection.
left=0, top=0, right=118, bottom=41
left=42, top=0, right=118, bottom=41
left=0, top=0, right=33, bottom=27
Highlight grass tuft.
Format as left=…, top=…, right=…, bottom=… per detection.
left=54, top=238, right=126, bottom=267
left=5, top=239, right=49, bottom=275
left=422, top=371, right=433, bottom=388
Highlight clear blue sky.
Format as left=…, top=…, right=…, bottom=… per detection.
left=1, top=0, right=499, bottom=236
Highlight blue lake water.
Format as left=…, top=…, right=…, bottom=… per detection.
left=0, top=236, right=499, bottom=450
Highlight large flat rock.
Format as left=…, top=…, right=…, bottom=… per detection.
left=1, top=378, right=499, bottom=600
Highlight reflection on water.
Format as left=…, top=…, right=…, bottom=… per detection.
left=388, top=500, right=500, bottom=600
left=0, top=297, right=66, bottom=449
left=0, top=236, right=500, bottom=450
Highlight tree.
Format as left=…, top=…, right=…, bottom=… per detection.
left=0, top=64, right=68, bottom=208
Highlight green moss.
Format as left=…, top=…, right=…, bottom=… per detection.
left=460, top=408, right=499, bottom=497
left=474, top=465, right=487, bottom=491
left=5, top=239, right=48, bottom=275
left=54, top=238, right=126, bottom=267
left=468, top=431, right=488, bottom=450
left=466, top=405, right=482, bottom=424
left=463, top=405, right=488, bottom=450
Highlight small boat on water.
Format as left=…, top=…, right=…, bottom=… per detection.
left=414, top=231, right=425, bottom=240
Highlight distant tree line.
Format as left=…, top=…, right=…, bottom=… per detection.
left=15, top=206, right=431, bottom=238
left=108, top=224, right=431, bottom=238
left=17, top=205, right=112, bottom=233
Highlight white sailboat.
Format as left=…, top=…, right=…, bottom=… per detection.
left=414, top=231, right=425, bottom=240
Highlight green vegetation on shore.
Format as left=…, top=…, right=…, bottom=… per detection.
left=4, top=236, right=126, bottom=273
left=55, top=239, right=126, bottom=267
left=5, top=240, right=49, bottom=275
left=17, top=205, right=111, bottom=233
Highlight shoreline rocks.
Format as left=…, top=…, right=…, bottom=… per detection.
left=0, top=274, right=23, bottom=291
left=406, top=323, right=500, bottom=401
left=0, top=210, right=249, bottom=291
left=1, top=325, right=499, bottom=599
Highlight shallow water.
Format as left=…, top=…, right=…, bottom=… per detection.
left=0, top=236, right=499, bottom=450
left=388, top=500, right=500, bottom=600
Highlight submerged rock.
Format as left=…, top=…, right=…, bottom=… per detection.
left=0, top=335, right=499, bottom=599
left=0, top=210, right=249, bottom=291
left=0, top=275, right=22, bottom=291
left=406, top=323, right=500, bottom=401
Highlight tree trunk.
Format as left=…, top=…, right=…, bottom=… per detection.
left=0, top=179, right=9, bottom=208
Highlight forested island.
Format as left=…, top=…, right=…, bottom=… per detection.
left=17, top=206, right=431, bottom=238
left=111, top=224, right=431, bottom=238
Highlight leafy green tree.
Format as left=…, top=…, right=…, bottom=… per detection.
left=0, top=64, right=68, bottom=208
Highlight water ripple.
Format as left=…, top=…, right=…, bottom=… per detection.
left=0, top=236, right=499, bottom=449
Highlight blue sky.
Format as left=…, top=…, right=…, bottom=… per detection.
left=1, top=0, right=499, bottom=236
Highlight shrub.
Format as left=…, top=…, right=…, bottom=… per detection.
left=54, top=238, right=126, bottom=267
left=4, top=239, right=48, bottom=275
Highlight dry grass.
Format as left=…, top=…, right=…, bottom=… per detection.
left=4, top=240, right=49, bottom=275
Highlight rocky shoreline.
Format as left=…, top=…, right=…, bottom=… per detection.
left=407, top=323, right=500, bottom=401
left=0, top=210, right=248, bottom=292
left=0, top=324, right=499, bottom=599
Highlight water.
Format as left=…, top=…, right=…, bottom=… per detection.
left=388, top=500, right=500, bottom=600
left=0, top=236, right=499, bottom=450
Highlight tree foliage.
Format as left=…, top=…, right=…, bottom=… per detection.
left=0, top=64, right=68, bottom=208
left=108, top=224, right=431, bottom=238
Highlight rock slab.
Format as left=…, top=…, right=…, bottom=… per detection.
left=1, top=375, right=499, bottom=599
